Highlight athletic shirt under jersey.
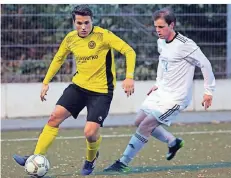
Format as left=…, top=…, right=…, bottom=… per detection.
left=43, top=26, right=136, bottom=94
left=156, top=32, right=215, bottom=106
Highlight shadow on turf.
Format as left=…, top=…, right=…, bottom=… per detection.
left=26, top=161, right=231, bottom=177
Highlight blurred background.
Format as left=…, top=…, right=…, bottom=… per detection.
left=1, top=4, right=230, bottom=83
left=1, top=5, right=231, bottom=178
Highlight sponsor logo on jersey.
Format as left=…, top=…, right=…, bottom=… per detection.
left=88, top=40, right=96, bottom=49
left=77, top=55, right=98, bottom=63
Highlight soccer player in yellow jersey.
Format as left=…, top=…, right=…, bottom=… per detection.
left=13, top=5, right=136, bottom=175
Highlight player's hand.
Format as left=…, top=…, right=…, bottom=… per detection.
left=40, top=83, right=49, bottom=102
left=201, top=94, right=213, bottom=110
left=122, top=78, right=134, bottom=97
left=147, top=85, right=158, bottom=95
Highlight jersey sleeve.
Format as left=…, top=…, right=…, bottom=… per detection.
left=185, top=47, right=216, bottom=95
left=43, top=34, right=71, bottom=84
left=180, top=40, right=199, bottom=58
left=104, top=30, right=136, bottom=79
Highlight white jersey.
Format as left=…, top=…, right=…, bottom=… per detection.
left=155, top=32, right=215, bottom=106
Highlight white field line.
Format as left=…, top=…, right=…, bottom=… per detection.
left=1, top=130, right=231, bottom=142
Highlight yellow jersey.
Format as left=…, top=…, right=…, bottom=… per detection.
left=43, top=26, right=136, bottom=94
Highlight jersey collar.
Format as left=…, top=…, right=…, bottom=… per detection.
left=166, top=31, right=178, bottom=44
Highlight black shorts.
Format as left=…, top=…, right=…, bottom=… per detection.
left=56, top=84, right=113, bottom=126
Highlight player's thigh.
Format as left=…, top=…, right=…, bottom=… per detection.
left=48, top=105, right=71, bottom=126
left=134, top=110, right=147, bottom=127
left=56, top=84, right=86, bottom=119
left=86, top=94, right=113, bottom=127
left=137, top=114, right=160, bottom=136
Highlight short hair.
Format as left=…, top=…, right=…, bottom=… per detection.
left=72, top=5, right=93, bottom=21
left=153, top=7, right=176, bottom=26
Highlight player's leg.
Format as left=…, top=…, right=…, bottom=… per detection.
left=134, top=110, right=147, bottom=127
left=151, top=125, right=184, bottom=160
left=141, top=91, right=184, bottom=160
left=84, top=122, right=101, bottom=161
left=13, top=105, right=71, bottom=166
left=35, top=84, right=87, bottom=156
left=33, top=105, right=71, bottom=155
left=81, top=94, right=113, bottom=175
left=149, top=104, right=184, bottom=160
left=104, top=113, right=160, bottom=172
left=136, top=108, right=177, bottom=148
left=151, top=125, right=176, bottom=145
left=135, top=110, right=178, bottom=150
left=81, top=121, right=101, bottom=175
left=13, top=84, right=86, bottom=166
left=120, top=113, right=160, bottom=164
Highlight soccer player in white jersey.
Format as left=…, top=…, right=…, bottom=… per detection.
left=104, top=7, right=215, bottom=172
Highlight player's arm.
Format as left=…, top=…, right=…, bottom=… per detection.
left=105, top=30, right=136, bottom=96
left=40, top=36, right=70, bottom=101
left=186, top=47, right=215, bottom=109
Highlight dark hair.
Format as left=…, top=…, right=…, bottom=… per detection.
left=72, top=5, right=93, bottom=21
left=153, top=7, right=176, bottom=26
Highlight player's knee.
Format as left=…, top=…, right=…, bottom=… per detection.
left=84, top=128, right=98, bottom=142
left=138, top=123, right=154, bottom=136
left=134, top=120, right=141, bottom=127
left=134, top=110, right=147, bottom=127
left=138, top=116, right=160, bottom=136
left=48, top=113, right=62, bottom=128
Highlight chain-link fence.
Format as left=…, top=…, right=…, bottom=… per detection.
left=1, top=4, right=228, bottom=83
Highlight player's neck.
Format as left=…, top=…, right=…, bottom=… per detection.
left=166, top=31, right=177, bottom=43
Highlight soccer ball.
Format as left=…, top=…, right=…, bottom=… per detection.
left=24, top=155, right=50, bottom=178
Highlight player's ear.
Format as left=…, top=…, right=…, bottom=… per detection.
left=170, top=22, right=175, bottom=29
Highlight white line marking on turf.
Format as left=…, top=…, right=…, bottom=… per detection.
left=1, top=130, right=231, bottom=142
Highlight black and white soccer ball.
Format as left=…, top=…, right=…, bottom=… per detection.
left=24, top=155, right=50, bottom=178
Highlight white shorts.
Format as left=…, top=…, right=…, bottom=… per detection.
left=140, top=90, right=185, bottom=126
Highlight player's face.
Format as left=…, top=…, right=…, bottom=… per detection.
left=154, top=18, right=172, bottom=40
left=74, top=15, right=93, bottom=38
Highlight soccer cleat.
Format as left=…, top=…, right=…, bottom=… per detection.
left=166, top=138, right=184, bottom=160
left=13, top=154, right=30, bottom=166
left=81, top=151, right=99, bottom=175
left=103, top=160, right=131, bottom=173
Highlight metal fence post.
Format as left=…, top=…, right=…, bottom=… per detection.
left=227, top=4, right=231, bottom=78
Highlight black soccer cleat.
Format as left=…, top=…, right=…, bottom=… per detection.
left=166, top=138, right=184, bottom=160
left=103, top=160, right=131, bottom=173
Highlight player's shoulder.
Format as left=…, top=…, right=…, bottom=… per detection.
left=176, top=33, right=197, bottom=47
left=64, top=30, right=78, bottom=42
left=93, top=26, right=111, bottom=34
left=175, top=33, right=189, bottom=43
left=66, top=30, right=77, bottom=37
left=176, top=33, right=199, bottom=56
